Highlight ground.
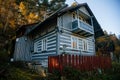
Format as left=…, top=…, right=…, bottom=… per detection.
left=0, top=61, right=120, bottom=80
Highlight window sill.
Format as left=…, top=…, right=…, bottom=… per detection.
left=82, top=50, right=89, bottom=52
left=71, top=49, right=81, bottom=51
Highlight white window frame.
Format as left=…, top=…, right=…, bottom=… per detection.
left=78, top=38, right=83, bottom=50
left=71, top=36, right=78, bottom=49
left=82, top=39, right=88, bottom=51
left=41, top=38, right=47, bottom=51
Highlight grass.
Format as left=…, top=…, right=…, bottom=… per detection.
left=46, top=62, right=120, bottom=80
left=0, top=62, right=120, bottom=80
left=0, top=62, right=45, bottom=80
left=0, top=49, right=120, bottom=80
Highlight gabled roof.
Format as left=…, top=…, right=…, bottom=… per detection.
left=59, top=3, right=104, bottom=38
left=19, top=3, right=104, bottom=38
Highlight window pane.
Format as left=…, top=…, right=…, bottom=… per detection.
left=82, top=40, right=88, bottom=51
left=72, top=37, right=77, bottom=49
left=42, top=38, right=47, bottom=51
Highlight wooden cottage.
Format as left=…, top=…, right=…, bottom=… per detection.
left=14, top=3, right=104, bottom=67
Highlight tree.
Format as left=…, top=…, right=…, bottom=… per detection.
left=114, top=45, right=120, bottom=62
left=0, top=0, right=18, bottom=49
left=0, top=0, right=66, bottom=42
left=96, top=31, right=115, bottom=56
left=96, top=31, right=120, bottom=62
left=0, top=0, right=66, bottom=32
left=0, top=0, right=67, bottom=76
left=0, top=0, right=66, bottom=61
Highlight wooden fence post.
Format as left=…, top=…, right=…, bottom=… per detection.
left=76, top=55, right=78, bottom=69
left=48, top=55, right=112, bottom=73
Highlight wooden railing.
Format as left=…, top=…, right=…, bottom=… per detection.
left=72, top=19, right=94, bottom=34
left=48, top=54, right=111, bottom=73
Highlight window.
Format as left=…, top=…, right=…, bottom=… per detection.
left=72, top=12, right=77, bottom=20
left=82, top=40, right=88, bottom=51
left=73, top=13, right=75, bottom=19
left=71, top=36, right=78, bottom=49
left=42, top=38, right=47, bottom=51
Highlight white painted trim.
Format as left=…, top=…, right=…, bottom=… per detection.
left=71, top=36, right=79, bottom=50
left=41, top=38, right=47, bottom=51
left=32, top=52, right=56, bottom=57
left=82, top=39, right=88, bottom=52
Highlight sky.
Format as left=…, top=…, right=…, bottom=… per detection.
left=66, top=0, right=120, bottom=36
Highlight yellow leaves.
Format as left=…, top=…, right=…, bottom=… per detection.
left=0, top=7, right=5, bottom=13
left=19, top=2, right=25, bottom=10
left=9, top=20, right=16, bottom=29
left=19, top=2, right=27, bottom=15
left=27, top=13, right=39, bottom=23
left=96, top=37, right=107, bottom=43
left=29, top=13, right=39, bottom=19
left=115, top=46, right=120, bottom=54
left=116, top=46, right=120, bottom=51
left=18, top=2, right=40, bottom=23
left=0, top=23, right=3, bottom=29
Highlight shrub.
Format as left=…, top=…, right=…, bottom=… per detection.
left=0, top=49, right=9, bottom=64
left=11, top=61, right=28, bottom=69
left=112, top=62, right=120, bottom=73
left=62, top=66, right=82, bottom=80
left=46, top=69, right=61, bottom=80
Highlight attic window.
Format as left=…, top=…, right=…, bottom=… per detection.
left=79, top=16, right=83, bottom=20
left=72, top=12, right=77, bottom=20
left=73, top=13, right=75, bottom=19
left=79, top=15, right=92, bottom=26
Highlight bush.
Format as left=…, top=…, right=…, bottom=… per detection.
left=11, top=61, right=28, bottom=69
left=46, top=69, right=61, bottom=80
left=0, top=65, right=31, bottom=80
left=46, top=67, right=82, bottom=80
left=112, top=62, right=120, bottom=73
left=46, top=63, right=120, bottom=80
left=0, top=64, right=46, bottom=80
left=62, top=66, right=82, bottom=80
left=0, top=49, right=9, bottom=64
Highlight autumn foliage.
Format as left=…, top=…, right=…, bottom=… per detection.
left=0, top=0, right=66, bottom=51
left=96, top=31, right=120, bottom=62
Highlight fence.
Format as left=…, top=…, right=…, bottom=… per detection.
left=48, top=54, right=111, bottom=73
